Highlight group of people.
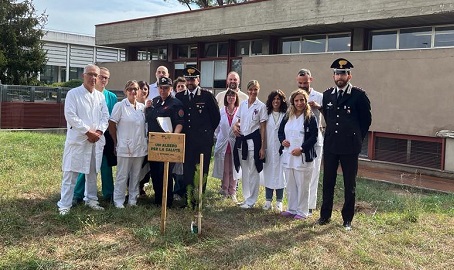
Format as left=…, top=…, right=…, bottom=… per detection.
left=57, top=58, right=371, bottom=230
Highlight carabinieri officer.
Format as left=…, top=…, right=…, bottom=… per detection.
left=145, top=77, right=185, bottom=207
left=318, top=58, right=372, bottom=230
left=175, top=67, right=221, bottom=205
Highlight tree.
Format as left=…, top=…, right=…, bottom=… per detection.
left=166, top=0, right=253, bottom=10
left=0, top=0, right=47, bottom=85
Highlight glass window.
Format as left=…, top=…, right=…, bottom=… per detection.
left=251, top=40, right=262, bottom=55
left=370, top=31, right=397, bottom=50
left=399, top=27, right=431, bottom=49
left=176, top=45, right=189, bottom=58
left=327, top=34, right=351, bottom=52
left=218, top=43, right=228, bottom=57
left=236, top=41, right=249, bottom=56
left=69, top=67, right=83, bottom=80
left=302, top=35, right=326, bottom=53
left=205, top=43, right=218, bottom=57
left=190, top=45, right=198, bottom=58
left=200, top=60, right=227, bottom=89
left=282, top=38, right=300, bottom=54
left=231, top=59, right=242, bottom=79
left=435, top=26, right=454, bottom=47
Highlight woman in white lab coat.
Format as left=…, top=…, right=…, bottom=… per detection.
left=212, top=89, right=241, bottom=202
left=109, top=80, right=148, bottom=208
left=278, top=89, right=318, bottom=219
left=262, top=90, right=288, bottom=212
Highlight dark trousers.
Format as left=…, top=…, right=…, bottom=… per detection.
left=320, top=151, right=358, bottom=222
left=149, top=161, right=174, bottom=207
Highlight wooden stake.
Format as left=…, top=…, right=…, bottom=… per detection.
left=198, top=153, right=203, bottom=235
left=160, top=161, right=169, bottom=234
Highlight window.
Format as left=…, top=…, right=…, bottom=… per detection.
left=399, top=27, right=432, bottom=49
left=282, top=38, right=300, bottom=54
left=236, top=40, right=263, bottom=56
left=200, top=60, right=227, bottom=88
left=149, top=47, right=167, bottom=60
left=204, top=42, right=228, bottom=57
left=231, top=59, right=242, bottom=78
left=370, top=30, right=397, bottom=50
left=435, top=26, right=454, bottom=47
left=176, top=45, right=189, bottom=58
left=302, top=35, right=326, bottom=53
left=328, top=34, right=351, bottom=52
left=174, top=62, right=197, bottom=78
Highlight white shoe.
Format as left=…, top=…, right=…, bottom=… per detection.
left=263, top=201, right=272, bottom=210
left=59, top=208, right=70, bottom=216
left=115, top=204, right=125, bottom=209
left=230, top=194, right=238, bottom=203
left=275, top=201, right=283, bottom=212
left=85, top=201, right=104, bottom=211
left=240, top=203, right=253, bottom=209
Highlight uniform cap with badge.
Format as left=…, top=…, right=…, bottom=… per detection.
left=158, top=77, right=172, bottom=87
left=331, top=58, right=354, bottom=74
left=183, top=67, right=200, bottom=78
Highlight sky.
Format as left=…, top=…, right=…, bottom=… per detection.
left=32, top=0, right=190, bottom=36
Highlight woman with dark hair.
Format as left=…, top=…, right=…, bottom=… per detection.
left=137, top=81, right=149, bottom=104
left=262, top=90, right=288, bottom=212
left=213, top=89, right=241, bottom=202
left=278, top=89, right=318, bottom=219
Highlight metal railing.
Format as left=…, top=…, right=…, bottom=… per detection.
left=0, top=84, right=71, bottom=103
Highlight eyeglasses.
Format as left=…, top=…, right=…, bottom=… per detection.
left=127, top=87, right=138, bottom=91
left=85, top=72, right=99, bottom=77
left=98, top=75, right=110, bottom=80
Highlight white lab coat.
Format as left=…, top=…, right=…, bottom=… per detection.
left=262, top=112, right=286, bottom=189
left=62, top=85, right=109, bottom=174
left=212, top=107, right=242, bottom=180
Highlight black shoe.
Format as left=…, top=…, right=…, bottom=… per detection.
left=316, top=218, right=331, bottom=225
left=343, top=221, right=352, bottom=231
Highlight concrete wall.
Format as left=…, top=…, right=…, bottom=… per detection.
left=97, top=61, right=153, bottom=90
left=96, top=0, right=454, bottom=46
left=242, top=48, right=454, bottom=137
left=445, top=139, right=454, bottom=172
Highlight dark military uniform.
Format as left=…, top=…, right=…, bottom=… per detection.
left=145, top=95, right=185, bottom=207
left=175, top=86, right=221, bottom=197
left=320, top=83, right=372, bottom=224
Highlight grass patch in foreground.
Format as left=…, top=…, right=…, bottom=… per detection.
left=0, top=131, right=453, bottom=269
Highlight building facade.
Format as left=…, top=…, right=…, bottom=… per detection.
left=40, top=30, right=125, bottom=84
left=94, top=0, right=454, bottom=173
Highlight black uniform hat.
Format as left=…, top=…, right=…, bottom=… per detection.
left=158, top=77, right=172, bottom=86
left=183, top=67, right=200, bottom=78
left=331, top=58, right=354, bottom=74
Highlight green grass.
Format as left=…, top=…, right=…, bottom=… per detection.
left=0, top=131, right=453, bottom=269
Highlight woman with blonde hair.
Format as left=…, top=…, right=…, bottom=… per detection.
left=278, top=89, right=318, bottom=219
left=233, top=80, right=268, bottom=209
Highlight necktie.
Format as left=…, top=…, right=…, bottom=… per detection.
left=337, top=89, right=343, bottom=103
left=190, top=92, right=194, bottom=100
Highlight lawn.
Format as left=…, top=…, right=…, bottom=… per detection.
left=0, top=131, right=453, bottom=269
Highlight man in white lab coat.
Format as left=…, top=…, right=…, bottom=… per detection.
left=57, top=64, right=110, bottom=215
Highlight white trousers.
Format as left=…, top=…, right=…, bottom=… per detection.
left=114, top=156, right=143, bottom=207
left=57, top=144, right=98, bottom=210
left=309, top=144, right=322, bottom=209
left=240, top=150, right=260, bottom=206
left=284, top=166, right=313, bottom=217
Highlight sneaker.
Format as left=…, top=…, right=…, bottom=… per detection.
left=294, top=214, right=306, bottom=220
left=275, top=201, right=283, bottom=212
left=281, top=211, right=296, bottom=218
left=262, top=201, right=272, bottom=210
left=240, top=203, right=253, bottom=209
left=115, top=204, right=125, bottom=209
left=128, top=203, right=137, bottom=207
left=59, top=208, right=70, bottom=216
left=343, top=221, right=352, bottom=231
left=85, top=201, right=104, bottom=211
left=230, top=194, right=238, bottom=203
left=218, top=189, right=227, bottom=196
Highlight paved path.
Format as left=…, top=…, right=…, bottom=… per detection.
left=357, top=163, right=454, bottom=194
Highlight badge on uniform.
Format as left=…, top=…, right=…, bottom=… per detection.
left=327, top=102, right=333, bottom=107
left=178, top=109, right=184, bottom=117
